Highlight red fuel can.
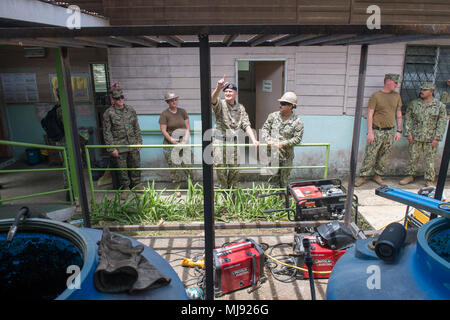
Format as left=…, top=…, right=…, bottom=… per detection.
left=213, top=239, right=265, bottom=296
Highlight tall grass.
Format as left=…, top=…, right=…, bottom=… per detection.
left=90, top=180, right=288, bottom=225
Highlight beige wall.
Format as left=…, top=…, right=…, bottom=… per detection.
left=108, top=43, right=407, bottom=117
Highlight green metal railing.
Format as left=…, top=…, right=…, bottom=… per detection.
left=85, top=142, right=330, bottom=201
left=0, top=140, right=74, bottom=204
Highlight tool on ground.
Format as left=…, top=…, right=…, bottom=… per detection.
left=181, top=257, right=205, bottom=269
left=213, top=239, right=265, bottom=297
left=302, top=237, right=316, bottom=300
left=260, top=178, right=359, bottom=232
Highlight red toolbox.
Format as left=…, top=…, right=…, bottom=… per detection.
left=293, top=234, right=346, bottom=279
left=213, top=239, right=266, bottom=296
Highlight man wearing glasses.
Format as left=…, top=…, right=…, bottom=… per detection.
left=355, top=73, right=403, bottom=187
left=103, top=87, right=143, bottom=199
left=261, top=92, right=304, bottom=188
left=400, top=82, right=447, bottom=187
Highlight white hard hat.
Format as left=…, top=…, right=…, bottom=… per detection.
left=278, top=92, right=297, bottom=106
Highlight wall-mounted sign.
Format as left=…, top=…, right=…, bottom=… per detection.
left=262, top=80, right=272, bottom=93
left=50, top=73, right=91, bottom=103
left=1, top=73, right=39, bottom=103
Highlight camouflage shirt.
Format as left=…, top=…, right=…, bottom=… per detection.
left=103, top=104, right=142, bottom=153
left=261, top=111, right=304, bottom=159
left=404, top=97, right=447, bottom=142
left=211, top=99, right=251, bottom=137
left=441, top=91, right=450, bottom=104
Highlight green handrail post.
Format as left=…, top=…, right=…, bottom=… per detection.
left=84, top=144, right=96, bottom=202
left=0, top=139, right=74, bottom=204
left=54, top=48, right=79, bottom=199
left=324, top=143, right=330, bottom=179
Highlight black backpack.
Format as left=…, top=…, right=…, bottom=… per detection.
left=41, top=104, right=65, bottom=141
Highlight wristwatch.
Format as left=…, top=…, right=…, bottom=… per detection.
left=396, top=130, right=402, bottom=133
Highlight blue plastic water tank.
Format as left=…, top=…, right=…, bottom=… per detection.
left=0, top=219, right=188, bottom=300
left=326, top=218, right=450, bottom=300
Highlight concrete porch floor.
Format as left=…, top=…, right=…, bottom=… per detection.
left=1, top=160, right=449, bottom=300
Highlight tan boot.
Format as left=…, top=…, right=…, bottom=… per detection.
left=354, top=177, right=366, bottom=187
left=174, top=182, right=182, bottom=198
left=425, top=180, right=435, bottom=187
left=399, top=175, right=414, bottom=185
left=134, top=183, right=145, bottom=191
left=372, top=174, right=384, bottom=185
left=120, top=186, right=130, bottom=200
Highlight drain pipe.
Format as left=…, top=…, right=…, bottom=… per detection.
left=344, top=44, right=368, bottom=230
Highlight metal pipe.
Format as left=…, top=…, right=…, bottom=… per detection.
left=344, top=44, right=368, bottom=227
left=199, top=33, right=215, bottom=300
left=57, top=47, right=91, bottom=228
left=432, top=120, right=450, bottom=219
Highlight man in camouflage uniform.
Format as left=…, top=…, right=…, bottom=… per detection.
left=261, top=92, right=304, bottom=188
left=103, top=87, right=143, bottom=199
left=211, top=75, right=259, bottom=189
left=441, top=79, right=450, bottom=108
left=399, top=82, right=448, bottom=187
left=355, top=73, right=403, bottom=187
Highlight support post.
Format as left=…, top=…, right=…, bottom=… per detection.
left=432, top=121, right=450, bottom=219
left=55, top=47, right=91, bottom=228
left=344, top=44, right=368, bottom=228
left=198, top=34, right=215, bottom=300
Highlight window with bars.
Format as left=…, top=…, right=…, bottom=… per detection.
left=400, top=45, right=450, bottom=112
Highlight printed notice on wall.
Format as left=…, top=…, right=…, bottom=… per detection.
left=1, top=73, right=39, bottom=103
left=262, top=80, right=272, bottom=93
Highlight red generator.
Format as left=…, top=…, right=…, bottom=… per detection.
left=213, top=239, right=266, bottom=296
left=292, top=234, right=346, bottom=279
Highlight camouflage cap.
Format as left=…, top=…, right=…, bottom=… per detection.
left=223, top=83, right=238, bottom=92
left=420, top=82, right=435, bottom=90
left=385, top=73, right=401, bottom=83
left=111, top=88, right=123, bottom=98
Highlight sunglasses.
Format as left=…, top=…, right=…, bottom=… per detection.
left=113, top=95, right=125, bottom=100
left=280, top=102, right=293, bottom=107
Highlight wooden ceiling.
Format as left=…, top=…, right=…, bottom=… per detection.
left=1, top=1, right=448, bottom=48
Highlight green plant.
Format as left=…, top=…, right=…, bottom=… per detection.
left=90, top=180, right=289, bottom=225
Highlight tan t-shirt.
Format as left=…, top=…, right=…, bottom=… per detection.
left=368, top=91, right=402, bottom=128
left=159, top=108, right=189, bottom=137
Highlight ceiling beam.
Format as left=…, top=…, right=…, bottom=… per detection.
left=296, top=34, right=356, bottom=46
left=75, top=36, right=131, bottom=47
left=249, top=34, right=276, bottom=47
left=223, top=34, right=239, bottom=47
left=112, top=36, right=156, bottom=47
left=274, top=34, right=318, bottom=46
left=158, top=36, right=183, bottom=47
left=323, top=34, right=394, bottom=46
left=1, top=38, right=61, bottom=48
left=1, top=25, right=448, bottom=39
left=350, top=34, right=450, bottom=46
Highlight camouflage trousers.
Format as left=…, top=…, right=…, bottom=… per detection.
left=268, top=157, right=294, bottom=188
left=110, top=150, right=141, bottom=189
left=359, top=129, right=394, bottom=177
left=163, top=139, right=192, bottom=185
left=213, top=140, right=240, bottom=189
left=404, top=141, right=437, bottom=181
